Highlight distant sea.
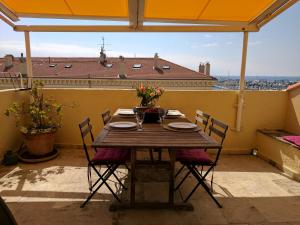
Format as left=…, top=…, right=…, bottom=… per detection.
left=216, top=76, right=300, bottom=82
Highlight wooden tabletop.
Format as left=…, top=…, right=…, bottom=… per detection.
left=93, top=115, right=221, bottom=149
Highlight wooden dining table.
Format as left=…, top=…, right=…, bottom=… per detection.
left=92, top=109, right=221, bottom=210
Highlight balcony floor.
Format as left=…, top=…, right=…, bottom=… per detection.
left=0, top=149, right=299, bottom=225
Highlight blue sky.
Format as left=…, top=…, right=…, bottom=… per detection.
left=0, top=2, right=299, bottom=77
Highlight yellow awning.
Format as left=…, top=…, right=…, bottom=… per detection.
left=0, top=0, right=298, bottom=32
left=0, top=0, right=129, bottom=19
left=144, top=0, right=275, bottom=22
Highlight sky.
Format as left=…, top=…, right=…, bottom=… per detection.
left=0, top=2, right=299, bottom=77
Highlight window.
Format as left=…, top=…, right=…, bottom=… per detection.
left=162, top=65, right=170, bottom=70
left=132, top=64, right=142, bottom=69
left=64, top=64, right=72, bottom=68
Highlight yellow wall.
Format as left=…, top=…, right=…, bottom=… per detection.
left=0, top=89, right=289, bottom=157
left=285, top=87, right=300, bottom=134
left=0, top=89, right=28, bottom=156
left=40, top=89, right=287, bottom=153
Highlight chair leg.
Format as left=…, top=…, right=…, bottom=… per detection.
left=81, top=166, right=116, bottom=208
left=90, top=165, right=112, bottom=190
left=158, top=149, right=162, bottom=161
left=112, top=171, right=127, bottom=190
left=149, top=149, right=154, bottom=162
left=94, top=164, right=122, bottom=202
left=210, top=168, right=214, bottom=193
left=184, top=165, right=222, bottom=208
left=81, top=164, right=121, bottom=208
left=175, top=165, right=185, bottom=178
left=174, top=169, right=191, bottom=190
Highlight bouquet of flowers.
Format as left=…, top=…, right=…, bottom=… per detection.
left=136, top=84, right=164, bottom=107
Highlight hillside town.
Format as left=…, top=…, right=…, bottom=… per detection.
left=217, top=78, right=298, bottom=90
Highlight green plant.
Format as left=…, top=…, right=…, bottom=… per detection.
left=5, top=81, right=62, bottom=134
left=136, top=83, right=164, bottom=107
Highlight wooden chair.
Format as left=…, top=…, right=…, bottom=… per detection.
left=175, top=110, right=211, bottom=177
left=175, top=118, right=228, bottom=208
left=101, top=110, right=111, bottom=125
left=79, top=117, right=130, bottom=208
left=195, top=110, right=211, bottom=132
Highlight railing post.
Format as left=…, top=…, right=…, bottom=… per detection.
left=236, top=31, right=249, bottom=132
left=24, top=31, right=33, bottom=88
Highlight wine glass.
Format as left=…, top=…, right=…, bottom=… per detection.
left=158, top=108, right=168, bottom=125
left=135, top=111, right=145, bottom=131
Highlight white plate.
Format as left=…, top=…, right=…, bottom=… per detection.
left=118, top=109, right=134, bottom=116
left=167, top=110, right=183, bottom=116
left=109, top=121, right=137, bottom=129
left=168, top=122, right=197, bottom=130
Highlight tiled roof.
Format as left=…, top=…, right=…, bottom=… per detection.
left=0, top=57, right=214, bottom=80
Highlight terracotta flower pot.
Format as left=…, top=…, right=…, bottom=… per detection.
left=23, top=131, right=56, bottom=156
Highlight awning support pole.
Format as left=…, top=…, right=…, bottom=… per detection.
left=236, top=31, right=249, bottom=132
left=24, top=31, right=33, bottom=88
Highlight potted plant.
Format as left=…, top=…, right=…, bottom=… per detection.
left=5, top=81, right=62, bottom=156
left=136, top=83, right=164, bottom=122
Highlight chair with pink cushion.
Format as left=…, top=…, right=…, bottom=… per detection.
left=174, top=110, right=211, bottom=179
left=79, top=117, right=130, bottom=208
left=175, top=118, right=228, bottom=208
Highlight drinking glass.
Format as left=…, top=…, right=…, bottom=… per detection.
left=159, top=108, right=168, bottom=125
left=135, top=111, right=145, bottom=131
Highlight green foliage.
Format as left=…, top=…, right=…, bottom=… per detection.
left=5, top=81, right=63, bottom=134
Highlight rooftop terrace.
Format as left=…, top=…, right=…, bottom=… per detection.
left=0, top=1, right=299, bottom=224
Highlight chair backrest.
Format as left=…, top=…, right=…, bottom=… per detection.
left=79, top=117, right=95, bottom=162
left=208, top=118, right=228, bottom=163
left=208, top=118, right=228, bottom=146
left=101, top=110, right=111, bottom=125
left=195, top=110, right=210, bottom=131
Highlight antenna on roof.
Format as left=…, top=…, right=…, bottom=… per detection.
left=101, top=37, right=105, bottom=53
left=99, top=37, right=107, bottom=65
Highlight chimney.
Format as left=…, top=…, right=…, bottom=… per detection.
left=154, top=53, right=159, bottom=69
left=204, top=62, right=210, bottom=76
left=4, top=54, right=14, bottom=69
left=20, top=53, right=26, bottom=63
left=199, top=62, right=205, bottom=73
left=118, top=56, right=127, bottom=79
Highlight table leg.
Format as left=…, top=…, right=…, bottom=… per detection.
left=130, top=149, right=136, bottom=207
left=169, top=150, right=175, bottom=206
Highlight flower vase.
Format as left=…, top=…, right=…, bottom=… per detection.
left=136, top=105, right=159, bottom=123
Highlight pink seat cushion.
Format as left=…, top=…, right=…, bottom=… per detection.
left=176, top=149, right=213, bottom=165
left=92, top=148, right=130, bottom=163
left=283, top=136, right=300, bottom=147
